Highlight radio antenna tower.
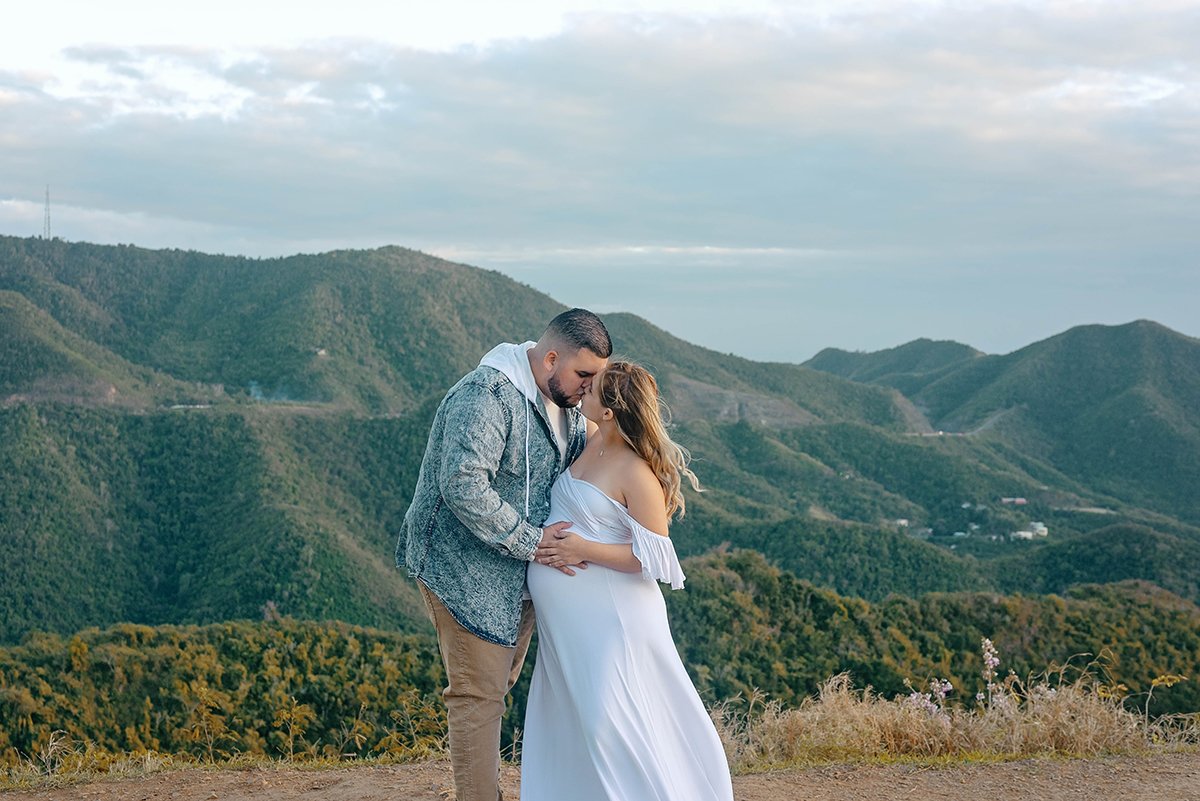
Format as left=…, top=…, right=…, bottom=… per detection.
left=43, top=185, right=51, bottom=239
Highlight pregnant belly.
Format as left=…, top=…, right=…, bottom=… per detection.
left=527, top=558, right=605, bottom=605
left=527, top=559, right=669, bottom=640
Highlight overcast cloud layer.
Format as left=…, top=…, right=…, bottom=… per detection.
left=2, top=1, right=1197, bottom=361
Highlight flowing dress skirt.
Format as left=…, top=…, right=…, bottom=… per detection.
left=520, top=472, right=734, bottom=801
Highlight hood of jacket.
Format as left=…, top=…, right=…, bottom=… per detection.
left=478, top=341, right=540, bottom=403
left=478, top=341, right=541, bottom=520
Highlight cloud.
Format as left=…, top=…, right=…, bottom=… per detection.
left=4, top=7, right=1197, bottom=243
left=1, top=2, right=1198, bottom=358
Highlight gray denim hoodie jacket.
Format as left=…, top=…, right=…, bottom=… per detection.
left=397, top=342, right=587, bottom=646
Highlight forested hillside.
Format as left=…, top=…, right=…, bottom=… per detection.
left=3, top=551, right=1198, bottom=768
left=805, top=337, right=983, bottom=394
left=7, top=398, right=1197, bottom=644
left=0, top=403, right=432, bottom=643
left=3, top=234, right=1199, bottom=724
left=806, top=321, right=1200, bottom=523
left=0, top=236, right=910, bottom=426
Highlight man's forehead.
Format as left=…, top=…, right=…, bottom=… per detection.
left=564, top=349, right=608, bottom=373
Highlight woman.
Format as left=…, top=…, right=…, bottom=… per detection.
left=520, top=360, right=734, bottom=801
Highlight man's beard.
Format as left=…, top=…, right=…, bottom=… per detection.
left=546, top=374, right=577, bottom=408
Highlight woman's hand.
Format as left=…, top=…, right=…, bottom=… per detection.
left=535, top=531, right=591, bottom=571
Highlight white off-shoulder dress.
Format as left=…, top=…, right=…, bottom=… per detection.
left=520, top=469, right=734, bottom=801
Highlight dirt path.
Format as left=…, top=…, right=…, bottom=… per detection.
left=4, top=752, right=1198, bottom=801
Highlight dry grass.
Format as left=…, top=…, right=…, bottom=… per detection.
left=712, top=660, right=1199, bottom=773
left=0, top=737, right=186, bottom=790
left=0, top=738, right=446, bottom=791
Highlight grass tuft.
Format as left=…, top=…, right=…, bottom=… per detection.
left=711, top=643, right=1199, bottom=773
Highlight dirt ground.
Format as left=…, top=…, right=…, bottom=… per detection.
left=4, top=752, right=1199, bottom=801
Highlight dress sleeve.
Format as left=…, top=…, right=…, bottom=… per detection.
left=628, top=515, right=686, bottom=590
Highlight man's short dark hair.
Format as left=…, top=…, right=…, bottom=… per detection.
left=545, top=308, right=613, bottom=358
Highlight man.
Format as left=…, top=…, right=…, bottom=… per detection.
left=398, top=308, right=612, bottom=801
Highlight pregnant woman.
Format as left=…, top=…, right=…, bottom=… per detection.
left=520, top=360, right=734, bottom=801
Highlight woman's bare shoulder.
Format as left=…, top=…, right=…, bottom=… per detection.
left=620, top=455, right=670, bottom=535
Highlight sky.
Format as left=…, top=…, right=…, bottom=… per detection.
left=1, top=0, right=1197, bottom=363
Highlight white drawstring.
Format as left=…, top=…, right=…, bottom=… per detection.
left=524, top=400, right=531, bottom=519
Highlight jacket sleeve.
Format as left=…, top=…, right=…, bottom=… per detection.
left=436, top=382, right=542, bottom=561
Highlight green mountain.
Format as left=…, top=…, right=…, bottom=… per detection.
left=804, top=337, right=984, bottom=397
left=604, top=313, right=909, bottom=430
left=804, top=321, right=1200, bottom=524
left=0, top=237, right=565, bottom=414
left=0, top=290, right=208, bottom=406
left=914, top=322, right=1200, bottom=523
left=0, top=237, right=913, bottom=428
left=2, top=234, right=1198, bottom=659
left=0, top=234, right=948, bottom=643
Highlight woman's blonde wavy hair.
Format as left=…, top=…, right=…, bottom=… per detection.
left=598, top=360, right=701, bottom=519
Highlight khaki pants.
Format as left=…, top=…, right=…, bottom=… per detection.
left=419, top=583, right=535, bottom=801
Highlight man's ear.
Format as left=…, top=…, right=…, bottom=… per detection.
left=544, top=350, right=559, bottom=370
